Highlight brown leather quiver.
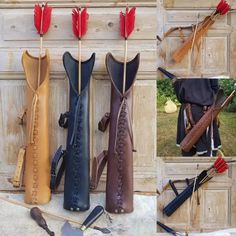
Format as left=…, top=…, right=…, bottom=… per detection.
left=90, top=53, right=140, bottom=213
left=172, top=16, right=215, bottom=63
left=180, top=89, right=235, bottom=152
left=16, top=50, right=51, bottom=204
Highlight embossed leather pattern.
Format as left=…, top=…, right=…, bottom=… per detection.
left=22, top=50, right=51, bottom=204
left=62, top=52, right=95, bottom=211
left=105, top=53, right=140, bottom=213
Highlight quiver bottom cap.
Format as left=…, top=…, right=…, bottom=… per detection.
left=105, top=53, right=140, bottom=213
left=62, top=52, right=95, bottom=211
left=22, top=50, right=51, bottom=204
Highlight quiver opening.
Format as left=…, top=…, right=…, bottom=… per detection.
left=61, top=52, right=95, bottom=211
left=20, top=50, right=51, bottom=204
left=104, top=52, right=140, bottom=213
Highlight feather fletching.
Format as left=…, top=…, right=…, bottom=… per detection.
left=216, top=0, right=231, bottom=15
left=72, top=7, right=89, bottom=39
left=120, top=6, right=136, bottom=39
left=34, top=3, right=52, bottom=35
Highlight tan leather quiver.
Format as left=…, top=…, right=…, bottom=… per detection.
left=19, top=50, right=51, bottom=204
left=180, top=89, right=235, bottom=152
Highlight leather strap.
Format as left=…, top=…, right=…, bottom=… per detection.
left=58, top=112, right=70, bottom=128
left=50, top=145, right=66, bottom=191
left=12, top=147, right=26, bottom=187
left=185, top=103, right=196, bottom=127
left=98, top=112, right=110, bottom=132
left=90, top=150, right=108, bottom=190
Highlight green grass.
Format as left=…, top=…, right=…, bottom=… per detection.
left=157, top=109, right=236, bottom=156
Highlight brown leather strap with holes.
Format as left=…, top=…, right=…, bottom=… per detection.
left=12, top=147, right=26, bottom=187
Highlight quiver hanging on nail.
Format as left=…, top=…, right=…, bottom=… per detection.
left=51, top=52, right=95, bottom=211
left=20, top=50, right=51, bottom=204
left=104, top=53, right=140, bottom=213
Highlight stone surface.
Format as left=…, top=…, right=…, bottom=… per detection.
left=0, top=192, right=156, bottom=236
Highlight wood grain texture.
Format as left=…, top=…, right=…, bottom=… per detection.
left=0, top=1, right=156, bottom=8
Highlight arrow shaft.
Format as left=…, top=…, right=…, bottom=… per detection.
left=123, top=39, right=128, bottom=94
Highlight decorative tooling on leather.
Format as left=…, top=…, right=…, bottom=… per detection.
left=116, top=100, right=127, bottom=210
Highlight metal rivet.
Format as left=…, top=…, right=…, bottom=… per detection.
left=76, top=208, right=80, bottom=211
left=115, top=209, right=118, bottom=213
left=70, top=208, right=74, bottom=211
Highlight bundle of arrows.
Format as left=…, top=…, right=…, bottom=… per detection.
left=172, top=0, right=231, bottom=63
left=162, top=156, right=229, bottom=217
left=34, top=2, right=52, bottom=87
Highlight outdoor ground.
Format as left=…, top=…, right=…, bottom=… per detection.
left=157, top=109, right=236, bottom=157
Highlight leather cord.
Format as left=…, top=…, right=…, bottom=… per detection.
left=114, top=97, right=135, bottom=154
left=28, top=93, right=39, bottom=144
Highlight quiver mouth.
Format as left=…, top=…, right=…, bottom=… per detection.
left=51, top=52, right=95, bottom=211
left=19, top=50, right=51, bottom=204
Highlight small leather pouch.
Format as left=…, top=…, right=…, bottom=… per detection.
left=20, top=50, right=51, bottom=204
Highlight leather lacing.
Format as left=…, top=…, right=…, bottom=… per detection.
left=71, top=98, right=83, bottom=210
left=29, top=93, right=39, bottom=204
left=114, top=97, right=135, bottom=211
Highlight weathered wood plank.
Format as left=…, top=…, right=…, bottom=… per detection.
left=0, top=8, right=156, bottom=41
left=0, top=41, right=156, bottom=74
left=0, top=1, right=156, bottom=8
left=163, top=0, right=236, bottom=9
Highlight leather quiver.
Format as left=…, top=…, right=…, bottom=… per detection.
left=61, top=52, right=95, bottom=211
left=21, top=50, right=51, bottom=204
left=180, top=89, right=235, bottom=152
left=105, top=53, right=140, bottom=213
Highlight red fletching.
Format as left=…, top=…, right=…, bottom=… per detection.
left=213, top=156, right=228, bottom=173
left=216, top=0, right=231, bottom=15
left=72, top=7, right=89, bottom=39
left=221, top=4, right=231, bottom=15
left=34, top=3, right=52, bottom=35
left=120, top=6, right=136, bottom=39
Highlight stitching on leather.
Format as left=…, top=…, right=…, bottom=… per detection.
left=31, top=100, right=39, bottom=204
left=115, top=100, right=127, bottom=210
left=71, top=100, right=83, bottom=209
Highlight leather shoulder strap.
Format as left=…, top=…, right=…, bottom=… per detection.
left=50, top=145, right=66, bottom=191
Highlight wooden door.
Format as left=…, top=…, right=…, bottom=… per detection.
left=0, top=1, right=157, bottom=192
